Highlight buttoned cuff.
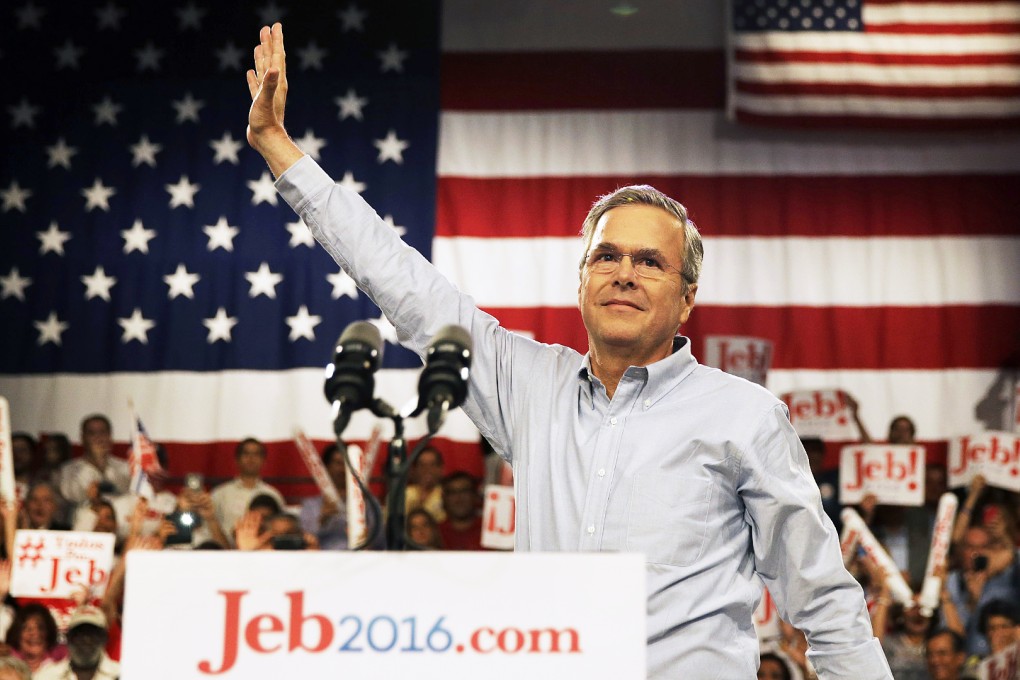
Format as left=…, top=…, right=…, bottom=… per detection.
left=807, top=637, right=892, bottom=679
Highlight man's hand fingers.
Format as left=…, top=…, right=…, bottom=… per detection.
left=246, top=69, right=259, bottom=99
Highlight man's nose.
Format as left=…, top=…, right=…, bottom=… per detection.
left=613, top=254, right=638, bottom=285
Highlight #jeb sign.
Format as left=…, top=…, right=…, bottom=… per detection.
left=839, top=445, right=926, bottom=506
left=122, top=551, right=646, bottom=679
left=10, top=530, right=115, bottom=599
left=978, top=640, right=1020, bottom=680
left=481, top=484, right=515, bottom=550
left=781, top=389, right=858, bottom=440
left=703, top=336, right=772, bottom=386
left=948, top=432, right=1020, bottom=493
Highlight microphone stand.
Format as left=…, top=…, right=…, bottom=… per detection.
left=382, top=413, right=408, bottom=551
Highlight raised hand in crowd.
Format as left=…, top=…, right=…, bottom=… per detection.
left=234, top=511, right=270, bottom=551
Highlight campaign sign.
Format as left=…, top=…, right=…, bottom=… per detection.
left=839, top=445, right=925, bottom=506
left=781, top=389, right=858, bottom=440
left=948, top=432, right=1020, bottom=493
left=752, top=588, right=780, bottom=647
left=703, top=336, right=772, bottom=386
left=978, top=640, right=1020, bottom=680
left=481, top=484, right=515, bottom=550
left=0, top=396, right=14, bottom=502
left=9, top=530, right=116, bottom=599
left=122, top=551, right=646, bottom=679
left=1014, top=382, right=1020, bottom=433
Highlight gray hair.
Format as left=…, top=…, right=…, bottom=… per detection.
left=0, top=656, right=32, bottom=680
left=579, top=185, right=704, bottom=292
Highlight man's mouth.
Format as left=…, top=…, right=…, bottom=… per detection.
left=602, top=299, right=642, bottom=310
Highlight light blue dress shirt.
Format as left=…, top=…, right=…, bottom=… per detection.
left=277, top=156, right=892, bottom=679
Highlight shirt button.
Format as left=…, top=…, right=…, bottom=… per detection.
left=610, top=417, right=618, bottom=426
left=587, top=525, right=595, bottom=534
left=644, top=399, right=651, bottom=409
left=597, top=468, right=606, bottom=478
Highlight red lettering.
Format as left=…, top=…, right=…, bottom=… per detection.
left=245, top=614, right=284, bottom=653
left=471, top=627, right=496, bottom=654
left=198, top=590, right=247, bottom=675
left=286, top=591, right=333, bottom=652
left=498, top=628, right=525, bottom=653
left=844, top=450, right=864, bottom=491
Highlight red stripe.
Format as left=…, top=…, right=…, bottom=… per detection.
left=484, top=305, right=1020, bottom=370
left=733, top=109, right=1020, bottom=129
left=436, top=176, right=1020, bottom=238
left=735, top=48, right=1020, bottom=66
left=736, top=80, right=1020, bottom=98
left=865, top=22, right=1020, bottom=34
left=441, top=51, right=726, bottom=110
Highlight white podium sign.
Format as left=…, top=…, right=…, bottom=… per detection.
left=122, top=551, right=646, bottom=679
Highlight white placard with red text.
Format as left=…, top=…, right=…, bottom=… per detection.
left=948, top=432, right=1020, bottom=493
left=122, top=551, right=646, bottom=679
left=979, top=640, right=1020, bottom=680
left=703, top=336, right=772, bottom=386
left=0, top=396, right=15, bottom=502
left=9, top=530, right=115, bottom=599
left=781, top=389, right=858, bottom=440
left=839, top=445, right=926, bottom=506
left=752, top=588, right=780, bottom=646
left=481, top=484, right=515, bottom=550
left=1014, top=382, right=1020, bottom=434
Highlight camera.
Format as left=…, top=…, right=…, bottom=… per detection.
left=270, top=534, right=307, bottom=551
left=184, top=472, right=204, bottom=492
left=165, top=509, right=201, bottom=546
left=973, top=555, right=989, bottom=572
left=97, top=480, right=117, bottom=494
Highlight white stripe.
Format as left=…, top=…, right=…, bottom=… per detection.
left=437, top=111, right=1020, bottom=177
left=0, top=370, right=480, bottom=445
left=442, top=0, right=724, bottom=51
left=733, top=32, right=1020, bottom=55
left=863, top=2, right=1020, bottom=25
left=735, top=62, right=1020, bottom=86
left=0, top=369, right=1002, bottom=443
left=432, top=236, right=1020, bottom=308
left=732, top=92, right=1020, bottom=116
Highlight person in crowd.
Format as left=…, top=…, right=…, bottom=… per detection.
left=170, top=482, right=230, bottom=549
left=9, top=434, right=37, bottom=500
left=246, top=23, right=890, bottom=677
left=299, top=443, right=349, bottom=550
left=978, top=599, right=1020, bottom=656
left=873, top=595, right=931, bottom=680
left=925, top=628, right=967, bottom=680
left=757, top=652, right=795, bottom=680
left=0, top=656, right=31, bottom=680
left=437, top=472, right=483, bottom=551
left=210, top=438, right=284, bottom=544
left=58, top=415, right=131, bottom=506
left=887, top=415, right=916, bottom=445
left=406, top=509, right=442, bottom=550
left=234, top=510, right=318, bottom=551
left=4, top=603, right=64, bottom=675
left=802, top=437, right=841, bottom=532
left=20, top=482, right=69, bottom=531
left=404, top=446, right=445, bottom=523
left=38, top=434, right=72, bottom=488
left=108, top=444, right=177, bottom=541
left=35, top=605, right=119, bottom=680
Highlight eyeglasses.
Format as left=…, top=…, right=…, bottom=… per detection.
left=585, top=247, right=688, bottom=282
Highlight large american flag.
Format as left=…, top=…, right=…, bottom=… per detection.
left=729, top=0, right=1020, bottom=128
left=2, top=0, right=1019, bottom=489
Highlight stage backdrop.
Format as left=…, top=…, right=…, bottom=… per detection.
left=1, top=0, right=1018, bottom=492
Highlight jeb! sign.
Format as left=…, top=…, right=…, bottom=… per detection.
left=703, top=336, right=772, bottom=386
left=948, top=432, right=1020, bottom=493
left=481, top=484, right=515, bottom=550
left=839, top=445, right=926, bottom=506
left=781, top=389, right=858, bottom=440
left=10, top=530, right=115, bottom=599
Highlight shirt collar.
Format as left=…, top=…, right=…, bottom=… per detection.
left=576, top=336, right=698, bottom=404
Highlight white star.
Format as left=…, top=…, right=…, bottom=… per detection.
left=117, top=308, right=156, bottom=344
left=382, top=214, right=407, bottom=237
left=82, top=178, right=116, bottom=212
left=215, top=41, right=243, bottom=71
left=95, top=2, right=126, bottom=29
left=172, top=92, right=204, bottom=123
left=326, top=270, right=358, bottom=299
left=54, top=40, right=84, bottom=69
left=256, top=1, right=287, bottom=25
left=247, top=171, right=278, bottom=206
left=286, top=219, right=315, bottom=248
left=210, top=131, right=243, bottom=165
left=203, top=216, right=239, bottom=252
left=46, top=138, right=77, bottom=169
left=163, top=263, right=200, bottom=299
left=337, top=171, right=366, bottom=194
left=373, top=129, right=409, bottom=164
left=93, top=96, right=122, bottom=126
left=0, top=267, right=32, bottom=301
left=81, top=265, right=117, bottom=301
left=294, top=129, right=327, bottom=160
left=135, top=42, right=164, bottom=72
left=245, top=262, right=283, bottom=299
left=121, top=219, right=156, bottom=254
left=1, top=181, right=32, bottom=213
left=37, top=222, right=71, bottom=255
left=10, top=98, right=40, bottom=128
left=34, top=312, right=68, bottom=346
left=298, top=41, right=327, bottom=70
left=176, top=2, right=206, bottom=30
left=16, top=2, right=45, bottom=29
left=130, top=134, right=162, bottom=167
left=166, top=175, right=200, bottom=208
left=203, top=307, right=238, bottom=343
left=334, top=88, right=367, bottom=121
left=368, top=313, right=399, bottom=344
left=285, top=305, right=322, bottom=342
left=377, top=43, right=408, bottom=73
left=337, top=4, right=367, bottom=31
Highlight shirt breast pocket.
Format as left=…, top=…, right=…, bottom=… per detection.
left=625, top=472, right=712, bottom=567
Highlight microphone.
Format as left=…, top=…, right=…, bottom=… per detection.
left=416, top=325, right=472, bottom=434
left=324, top=321, right=383, bottom=435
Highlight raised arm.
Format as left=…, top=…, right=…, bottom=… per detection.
left=246, top=23, right=304, bottom=178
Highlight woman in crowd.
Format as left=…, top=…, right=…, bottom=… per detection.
left=4, top=604, right=64, bottom=675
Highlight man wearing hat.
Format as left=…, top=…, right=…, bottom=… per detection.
left=34, top=606, right=119, bottom=680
